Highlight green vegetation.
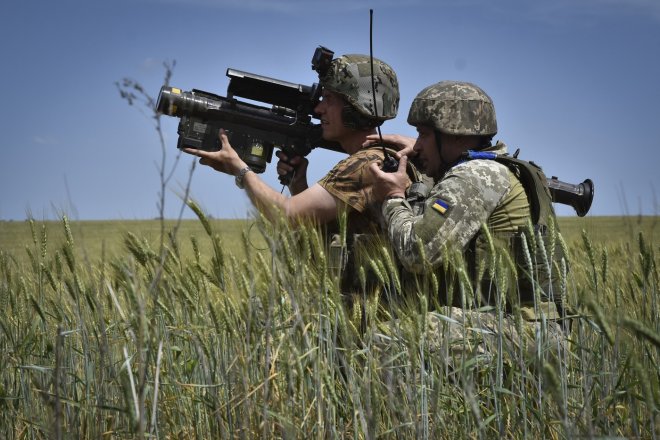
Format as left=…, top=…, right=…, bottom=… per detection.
left=0, top=218, right=263, bottom=265
left=0, top=213, right=658, bottom=438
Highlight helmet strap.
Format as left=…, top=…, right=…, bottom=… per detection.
left=433, top=130, right=450, bottom=177
left=434, top=130, right=468, bottom=177
left=434, top=130, right=453, bottom=168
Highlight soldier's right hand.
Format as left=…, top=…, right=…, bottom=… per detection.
left=183, top=129, right=247, bottom=176
left=276, top=150, right=309, bottom=192
left=368, top=155, right=409, bottom=202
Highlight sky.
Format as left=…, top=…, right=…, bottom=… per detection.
left=1, top=0, right=659, bottom=221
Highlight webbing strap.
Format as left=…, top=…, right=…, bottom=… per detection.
left=463, top=150, right=554, bottom=226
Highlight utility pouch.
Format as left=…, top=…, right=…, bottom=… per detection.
left=329, top=232, right=385, bottom=295
left=328, top=233, right=348, bottom=276
left=406, top=181, right=430, bottom=216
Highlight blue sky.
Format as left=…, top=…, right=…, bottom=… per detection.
left=1, top=0, right=659, bottom=221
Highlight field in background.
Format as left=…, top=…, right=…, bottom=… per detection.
left=0, top=218, right=264, bottom=265
left=1, top=216, right=656, bottom=264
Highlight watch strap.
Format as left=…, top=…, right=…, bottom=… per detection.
left=235, top=166, right=252, bottom=189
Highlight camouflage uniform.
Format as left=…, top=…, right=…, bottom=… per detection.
left=314, top=54, right=407, bottom=295
left=318, top=146, right=418, bottom=299
left=377, top=154, right=568, bottom=364
left=319, top=146, right=413, bottom=236
left=374, top=307, right=568, bottom=372
left=313, top=53, right=404, bottom=236
left=378, top=81, right=568, bottom=361
left=382, top=142, right=566, bottom=313
left=381, top=141, right=529, bottom=273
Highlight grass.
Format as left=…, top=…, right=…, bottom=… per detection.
left=557, top=215, right=657, bottom=245
left=0, top=213, right=658, bottom=438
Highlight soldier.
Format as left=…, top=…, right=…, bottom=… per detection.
left=183, top=53, right=406, bottom=238
left=368, top=81, right=568, bottom=363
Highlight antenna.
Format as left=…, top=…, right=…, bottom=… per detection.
left=369, top=9, right=398, bottom=172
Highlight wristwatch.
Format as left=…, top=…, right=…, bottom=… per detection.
left=235, top=166, right=252, bottom=189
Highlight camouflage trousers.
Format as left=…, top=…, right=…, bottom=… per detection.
left=373, top=307, right=569, bottom=371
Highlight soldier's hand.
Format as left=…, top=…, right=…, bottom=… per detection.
left=363, top=134, right=417, bottom=160
left=183, top=129, right=247, bottom=176
left=276, top=150, right=309, bottom=193
left=368, top=155, right=409, bottom=202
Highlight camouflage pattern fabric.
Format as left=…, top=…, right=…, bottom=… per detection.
left=407, top=80, right=497, bottom=136
left=374, top=308, right=568, bottom=370
left=320, top=146, right=412, bottom=235
left=320, top=55, right=399, bottom=120
left=382, top=142, right=529, bottom=273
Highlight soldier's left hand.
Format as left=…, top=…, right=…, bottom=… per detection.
left=183, top=129, right=248, bottom=176
left=368, top=155, right=409, bottom=201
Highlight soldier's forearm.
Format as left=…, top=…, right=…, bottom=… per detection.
left=382, top=199, right=428, bottom=273
left=243, top=171, right=289, bottom=222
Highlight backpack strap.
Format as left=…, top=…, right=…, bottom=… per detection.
left=463, top=150, right=555, bottom=227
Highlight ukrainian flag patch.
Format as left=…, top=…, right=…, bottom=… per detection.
left=431, top=199, right=450, bottom=215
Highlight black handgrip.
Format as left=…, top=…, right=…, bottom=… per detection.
left=278, top=146, right=298, bottom=186
left=279, top=168, right=293, bottom=186
left=381, top=156, right=399, bottom=173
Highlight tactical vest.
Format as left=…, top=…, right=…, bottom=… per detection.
left=462, top=150, right=568, bottom=320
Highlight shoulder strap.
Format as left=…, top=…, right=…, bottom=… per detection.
left=463, top=150, right=554, bottom=226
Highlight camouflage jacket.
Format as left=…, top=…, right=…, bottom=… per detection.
left=381, top=141, right=530, bottom=273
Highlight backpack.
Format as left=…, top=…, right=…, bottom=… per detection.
left=462, top=149, right=568, bottom=319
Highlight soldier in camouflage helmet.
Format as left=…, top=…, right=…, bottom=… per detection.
left=369, top=80, right=530, bottom=268
left=184, top=50, right=408, bottom=239
left=277, top=53, right=401, bottom=197
left=403, top=80, right=498, bottom=179
left=368, top=80, right=568, bottom=356
left=407, top=80, right=496, bottom=137
left=317, top=54, right=399, bottom=129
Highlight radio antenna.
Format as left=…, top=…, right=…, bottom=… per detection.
left=370, top=9, right=398, bottom=172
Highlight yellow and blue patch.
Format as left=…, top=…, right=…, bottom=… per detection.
left=431, top=199, right=450, bottom=215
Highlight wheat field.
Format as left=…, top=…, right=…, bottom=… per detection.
left=0, top=212, right=658, bottom=438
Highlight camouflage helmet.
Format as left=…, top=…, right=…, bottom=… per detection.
left=407, top=81, right=497, bottom=136
left=319, top=54, right=399, bottom=121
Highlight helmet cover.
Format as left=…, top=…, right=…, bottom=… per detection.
left=407, top=80, right=497, bottom=136
left=320, top=54, right=399, bottom=121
